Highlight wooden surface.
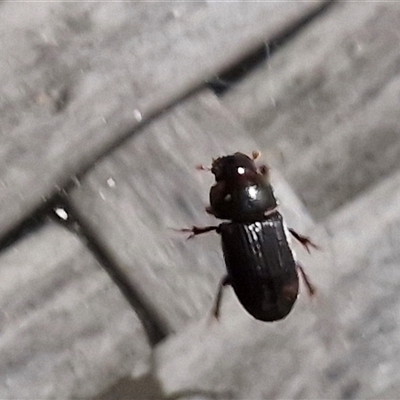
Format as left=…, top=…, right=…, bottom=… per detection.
left=0, top=1, right=321, bottom=240
left=2, top=1, right=400, bottom=399
left=223, top=2, right=400, bottom=219
left=0, top=223, right=150, bottom=399
left=156, top=169, right=400, bottom=399
left=69, top=91, right=316, bottom=334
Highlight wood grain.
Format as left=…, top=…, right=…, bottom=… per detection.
left=155, top=167, right=400, bottom=399
left=0, top=2, right=323, bottom=239
left=223, top=2, right=400, bottom=219
left=0, top=223, right=151, bottom=399
left=69, top=91, right=316, bottom=333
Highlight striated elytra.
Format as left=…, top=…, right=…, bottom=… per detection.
left=181, top=152, right=317, bottom=322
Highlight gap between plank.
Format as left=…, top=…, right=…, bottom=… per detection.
left=0, top=1, right=335, bottom=251
left=51, top=196, right=170, bottom=347
left=0, top=1, right=335, bottom=343
left=0, top=194, right=169, bottom=347
left=208, top=0, right=336, bottom=95
left=73, top=0, right=335, bottom=184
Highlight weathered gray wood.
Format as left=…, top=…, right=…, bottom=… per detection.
left=155, top=168, right=400, bottom=399
left=69, top=91, right=316, bottom=333
left=223, top=2, right=400, bottom=219
left=0, top=223, right=151, bottom=399
left=0, top=1, right=323, bottom=239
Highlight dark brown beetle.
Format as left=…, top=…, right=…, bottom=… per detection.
left=182, top=152, right=317, bottom=322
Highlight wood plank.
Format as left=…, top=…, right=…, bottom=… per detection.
left=0, top=223, right=151, bottom=399
left=155, top=168, right=400, bottom=399
left=222, top=2, right=400, bottom=219
left=69, top=90, right=316, bottom=333
left=0, top=1, right=324, bottom=239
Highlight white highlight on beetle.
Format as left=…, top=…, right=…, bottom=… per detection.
left=248, top=222, right=263, bottom=263
left=237, top=167, right=245, bottom=175
left=246, top=185, right=258, bottom=200
left=224, top=194, right=232, bottom=202
left=54, top=207, right=68, bottom=221
left=250, top=221, right=262, bottom=233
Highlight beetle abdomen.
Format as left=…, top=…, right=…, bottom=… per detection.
left=219, top=212, right=299, bottom=321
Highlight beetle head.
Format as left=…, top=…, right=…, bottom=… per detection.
left=211, top=152, right=257, bottom=183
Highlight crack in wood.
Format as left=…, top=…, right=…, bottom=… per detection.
left=0, top=194, right=169, bottom=346
left=50, top=196, right=170, bottom=346
left=208, top=0, right=336, bottom=95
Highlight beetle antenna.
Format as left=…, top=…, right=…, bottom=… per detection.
left=251, top=150, right=261, bottom=160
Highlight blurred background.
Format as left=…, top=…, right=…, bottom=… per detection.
left=1, top=1, right=400, bottom=399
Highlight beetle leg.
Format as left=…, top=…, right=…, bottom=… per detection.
left=195, top=163, right=211, bottom=171
left=212, top=275, right=231, bottom=319
left=296, top=262, right=316, bottom=296
left=289, top=228, right=319, bottom=253
left=178, top=225, right=219, bottom=239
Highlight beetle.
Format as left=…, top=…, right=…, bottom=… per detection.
left=181, top=151, right=317, bottom=322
